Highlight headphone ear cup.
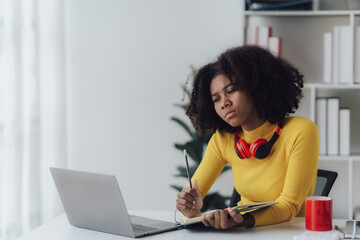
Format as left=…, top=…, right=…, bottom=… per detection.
left=234, top=145, right=243, bottom=159
left=234, top=141, right=245, bottom=159
left=237, top=139, right=251, bottom=159
left=253, top=144, right=272, bottom=159
left=250, top=138, right=268, bottom=158
left=254, top=129, right=280, bottom=159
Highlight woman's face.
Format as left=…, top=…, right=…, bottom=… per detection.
left=210, top=74, right=261, bottom=131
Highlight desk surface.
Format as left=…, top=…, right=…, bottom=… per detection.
left=17, top=211, right=346, bottom=240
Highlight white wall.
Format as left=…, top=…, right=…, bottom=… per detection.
left=65, top=0, right=244, bottom=211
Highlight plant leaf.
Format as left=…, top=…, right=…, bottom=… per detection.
left=181, top=84, right=191, bottom=100
left=170, top=117, right=196, bottom=139
left=174, top=103, right=188, bottom=111
left=201, top=192, right=231, bottom=211
left=170, top=185, right=183, bottom=192
left=174, top=165, right=198, bottom=178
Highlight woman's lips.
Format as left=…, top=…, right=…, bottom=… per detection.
left=225, top=110, right=237, bottom=119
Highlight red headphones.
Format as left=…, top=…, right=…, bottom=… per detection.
left=234, top=124, right=281, bottom=160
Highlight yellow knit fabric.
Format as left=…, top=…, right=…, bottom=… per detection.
left=191, top=116, right=319, bottom=226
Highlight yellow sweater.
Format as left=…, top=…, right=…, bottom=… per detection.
left=191, top=116, right=319, bottom=226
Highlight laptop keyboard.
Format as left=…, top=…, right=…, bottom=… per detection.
left=132, top=224, right=159, bottom=234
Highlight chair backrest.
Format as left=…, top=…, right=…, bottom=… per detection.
left=314, top=169, right=338, bottom=196
left=229, top=169, right=338, bottom=207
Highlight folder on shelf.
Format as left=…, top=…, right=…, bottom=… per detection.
left=323, top=32, right=332, bottom=83
left=332, top=26, right=340, bottom=84
left=339, top=26, right=352, bottom=84
left=316, top=98, right=327, bottom=155
left=327, top=98, right=339, bottom=155
left=339, top=108, right=350, bottom=155
left=355, top=26, right=360, bottom=84
left=246, top=0, right=314, bottom=11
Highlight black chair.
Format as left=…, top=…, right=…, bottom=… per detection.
left=314, top=169, right=338, bottom=197
left=229, top=169, right=338, bottom=207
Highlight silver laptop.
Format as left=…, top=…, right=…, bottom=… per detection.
left=50, top=167, right=181, bottom=238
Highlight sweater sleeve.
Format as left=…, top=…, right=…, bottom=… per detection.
left=251, top=120, right=319, bottom=226
left=191, top=132, right=228, bottom=199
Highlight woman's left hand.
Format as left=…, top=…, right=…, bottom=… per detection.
left=201, top=207, right=244, bottom=229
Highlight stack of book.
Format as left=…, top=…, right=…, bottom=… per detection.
left=323, top=26, right=353, bottom=84
left=246, top=0, right=316, bottom=11
left=245, top=25, right=282, bottom=57
left=316, top=97, right=350, bottom=155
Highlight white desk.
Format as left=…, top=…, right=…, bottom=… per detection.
left=17, top=211, right=346, bottom=240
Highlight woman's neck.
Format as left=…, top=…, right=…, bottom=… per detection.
left=241, top=117, right=266, bottom=131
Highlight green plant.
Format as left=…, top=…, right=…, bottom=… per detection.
left=170, top=66, right=231, bottom=212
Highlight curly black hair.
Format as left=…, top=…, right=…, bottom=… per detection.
left=186, top=45, right=304, bottom=135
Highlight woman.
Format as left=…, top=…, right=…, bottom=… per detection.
left=176, top=46, right=319, bottom=229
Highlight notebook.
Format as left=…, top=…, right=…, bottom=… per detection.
left=293, top=230, right=342, bottom=240
left=50, top=167, right=181, bottom=238
left=178, top=201, right=278, bottom=225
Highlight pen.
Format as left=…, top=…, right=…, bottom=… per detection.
left=183, top=149, right=192, bottom=188
left=334, top=225, right=344, bottom=236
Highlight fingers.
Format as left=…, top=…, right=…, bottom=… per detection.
left=192, top=179, right=203, bottom=198
left=226, top=207, right=244, bottom=225
left=175, top=179, right=203, bottom=218
left=176, top=187, right=200, bottom=217
left=177, top=189, right=196, bottom=205
left=202, top=214, right=211, bottom=227
left=176, top=194, right=194, bottom=210
left=201, top=211, right=217, bottom=227
left=192, top=179, right=199, bottom=191
left=202, top=208, right=244, bottom=229
left=202, top=210, right=227, bottom=229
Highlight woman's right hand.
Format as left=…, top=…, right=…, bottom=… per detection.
left=176, top=179, right=203, bottom=218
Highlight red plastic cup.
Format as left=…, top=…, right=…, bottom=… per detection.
left=305, top=196, right=333, bottom=231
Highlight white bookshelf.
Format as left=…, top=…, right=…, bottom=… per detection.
left=242, top=9, right=360, bottom=219
left=245, top=10, right=360, bottom=16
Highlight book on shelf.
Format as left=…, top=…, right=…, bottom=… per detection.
left=258, top=26, right=271, bottom=49
left=268, top=36, right=282, bottom=57
left=316, top=98, right=327, bottom=155
left=327, top=97, right=339, bottom=155
left=332, top=26, right=340, bottom=84
left=323, top=32, right=332, bottom=83
left=339, top=26, right=352, bottom=84
left=178, top=201, right=278, bottom=225
left=246, top=26, right=258, bottom=45
left=355, top=26, right=360, bottom=84
left=339, top=108, right=350, bottom=155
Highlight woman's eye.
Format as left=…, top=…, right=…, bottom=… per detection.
left=213, top=97, right=219, bottom=103
left=227, top=89, right=234, bottom=94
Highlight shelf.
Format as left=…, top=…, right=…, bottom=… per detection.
left=319, top=155, right=360, bottom=161
left=304, top=83, right=360, bottom=89
left=245, top=10, right=360, bottom=16
left=244, top=9, right=359, bottom=220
